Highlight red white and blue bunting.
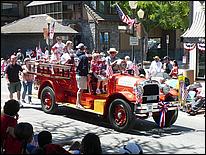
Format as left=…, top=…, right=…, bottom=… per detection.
left=197, top=43, right=205, bottom=51
left=184, top=43, right=205, bottom=52
left=183, top=43, right=196, bottom=50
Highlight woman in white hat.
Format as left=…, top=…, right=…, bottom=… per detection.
left=105, top=48, right=120, bottom=75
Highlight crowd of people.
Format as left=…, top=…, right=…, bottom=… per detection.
left=1, top=36, right=181, bottom=109
left=1, top=99, right=143, bottom=154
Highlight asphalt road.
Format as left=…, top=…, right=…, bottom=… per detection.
left=1, top=77, right=205, bottom=154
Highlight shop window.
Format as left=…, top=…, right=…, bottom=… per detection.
left=148, top=38, right=161, bottom=49
left=100, top=32, right=110, bottom=52
left=1, top=3, right=18, bottom=16
left=90, top=1, right=96, bottom=10
left=99, top=1, right=105, bottom=13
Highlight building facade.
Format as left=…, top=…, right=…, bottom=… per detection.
left=1, top=1, right=184, bottom=64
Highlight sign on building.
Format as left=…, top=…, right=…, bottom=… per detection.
left=130, top=36, right=138, bottom=45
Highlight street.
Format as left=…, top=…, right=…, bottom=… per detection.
left=1, top=77, right=205, bottom=154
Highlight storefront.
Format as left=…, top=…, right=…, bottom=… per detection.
left=181, top=1, right=205, bottom=80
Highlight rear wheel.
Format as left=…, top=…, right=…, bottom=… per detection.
left=108, top=99, right=135, bottom=132
left=40, top=86, right=58, bottom=114
left=152, top=109, right=178, bottom=128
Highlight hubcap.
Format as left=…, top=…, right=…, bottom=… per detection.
left=114, top=105, right=126, bottom=126
left=43, top=92, right=52, bottom=109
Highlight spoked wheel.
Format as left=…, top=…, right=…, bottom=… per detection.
left=108, top=99, right=135, bottom=132
left=40, top=86, right=58, bottom=114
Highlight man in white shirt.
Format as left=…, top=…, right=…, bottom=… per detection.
left=51, top=36, right=65, bottom=56
left=149, top=56, right=162, bottom=77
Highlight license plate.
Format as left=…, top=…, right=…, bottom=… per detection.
left=147, top=95, right=157, bottom=101
left=147, top=103, right=153, bottom=112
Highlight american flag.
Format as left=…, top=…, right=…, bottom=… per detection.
left=35, top=42, right=45, bottom=60
left=115, top=3, right=135, bottom=26
left=131, top=57, right=139, bottom=76
left=158, top=102, right=169, bottom=128
left=106, top=65, right=113, bottom=78
left=49, top=21, right=55, bottom=39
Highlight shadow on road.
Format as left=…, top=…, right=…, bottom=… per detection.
left=30, top=105, right=195, bottom=138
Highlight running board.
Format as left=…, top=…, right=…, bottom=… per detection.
left=56, top=101, right=104, bottom=115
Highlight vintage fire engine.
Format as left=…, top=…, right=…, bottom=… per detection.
left=28, top=60, right=180, bottom=132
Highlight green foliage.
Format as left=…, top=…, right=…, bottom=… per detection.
left=114, top=1, right=190, bottom=32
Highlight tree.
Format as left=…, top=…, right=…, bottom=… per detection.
left=114, top=1, right=190, bottom=34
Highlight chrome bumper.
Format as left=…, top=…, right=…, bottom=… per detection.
left=133, top=101, right=180, bottom=114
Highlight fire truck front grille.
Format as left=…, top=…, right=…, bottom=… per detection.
left=142, top=84, right=159, bottom=103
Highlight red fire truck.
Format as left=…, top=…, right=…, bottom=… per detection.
left=28, top=60, right=179, bottom=132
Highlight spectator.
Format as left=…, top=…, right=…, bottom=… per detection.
left=51, top=36, right=66, bottom=56
left=169, top=60, right=178, bottom=79
left=30, top=130, right=52, bottom=154
left=3, top=122, right=34, bottom=154
left=21, top=58, right=34, bottom=104
left=43, top=143, right=70, bottom=154
left=149, top=56, right=162, bottom=77
left=16, top=48, right=24, bottom=65
left=68, top=141, right=81, bottom=154
left=75, top=43, right=89, bottom=109
left=105, top=48, right=120, bottom=74
left=163, top=56, right=172, bottom=74
left=137, top=63, right=146, bottom=77
left=1, top=99, right=20, bottom=152
left=119, top=141, right=143, bottom=154
left=1, top=58, right=7, bottom=78
left=5, top=55, right=23, bottom=106
left=80, top=133, right=102, bottom=154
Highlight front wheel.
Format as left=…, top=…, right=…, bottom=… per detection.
left=40, top=86, right=58, bottom=114
left=108, top=99, right=135, bottom=132
left=152, top=109, right=178, bottom=128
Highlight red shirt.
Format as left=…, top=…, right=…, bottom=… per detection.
left=170, top=66, right=178, bottom=78
left=91, top=60, right=101, bottom=74
left=1, top=115, right=17, bottom=146
left=3, top=134, right=23, bottom=154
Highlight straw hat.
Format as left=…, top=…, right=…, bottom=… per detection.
left=24, top=57, right=30, bottom=63
left=107, top=48, right=118, bottom=54
left=65, top=40, right=73, bottom=46
left=153, top=56, right=160, bottom=60
left=92, top=53, right=100, bottom=58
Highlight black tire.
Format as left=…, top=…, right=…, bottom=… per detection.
left=40, top=86, right=58, bottom=114
left=152, top=109, right=178, bottom=128
left=108, top=99, right=135, bottom=132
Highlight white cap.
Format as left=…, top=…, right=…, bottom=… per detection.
left=119, top=141, right=143, bottom=154
left=76, top=43, right=84, bottom=49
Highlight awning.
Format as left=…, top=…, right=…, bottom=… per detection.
left=26, top=1, right=61, bottom=7
left=181, top=10, right=205, bottom=43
